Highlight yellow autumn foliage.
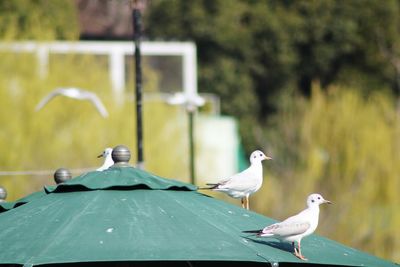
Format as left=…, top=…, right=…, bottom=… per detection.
left=0, top=52, right=190, bottom=200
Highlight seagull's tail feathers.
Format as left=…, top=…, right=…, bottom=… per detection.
left=242, top=229, right=262, bottom=233
left=242, top=229, right=264, bottom=237
left=198, top=183, right=220, bottom=190
left=243, top=229, right=275, bottom=237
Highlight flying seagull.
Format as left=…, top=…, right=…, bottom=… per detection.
left=243, top=193, right=332, bottom=260
left=35, top=87, right=109, bottom=118
left=96, top=148, right=114, bottom=171
left=201, top=150, right=271, bottom=210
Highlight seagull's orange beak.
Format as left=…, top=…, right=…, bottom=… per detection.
left=97, top=153, right=103, bottom=158
left=265, top=155, right=272, bottom=160
left=324, top=199, right=332, bottom=204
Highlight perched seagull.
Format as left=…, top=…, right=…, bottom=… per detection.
left=202, top=150, right=271, bottom=210
left=35, top=87, right=109, bottom=118
left=243, top=193, right=332, bottom=260
left=96, top=148, right=114, bottom=171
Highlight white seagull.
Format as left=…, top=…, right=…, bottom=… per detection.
left=243, top=193, right=332, bottom=260
left=202, top=150, right=271, bottom=210
left=35, top=87, right=109, bottom=118
left=96, top=148, right=114, bottom=171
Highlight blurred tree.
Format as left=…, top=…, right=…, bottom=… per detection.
left=254, top=85, right=400, bottom=262
left=144, top=0, right=400, bottom=154
left=0, top=0, right=79, bottom=40
left=286, top=0, right=399, bottom=95
left=145, top=0, right=261, bottom=152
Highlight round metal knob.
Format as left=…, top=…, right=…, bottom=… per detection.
left=54, top=168, right=72, bottom=184
left=111, top=145, right=131, bottom=165
left=0, top=186, right=7, bottom=202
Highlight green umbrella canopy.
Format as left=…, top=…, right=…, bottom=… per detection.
left=0, top=167, right=70, bottom=213
left=0, top=190, right=48, bottom=213
left=0, top=165, right=397, bottom=267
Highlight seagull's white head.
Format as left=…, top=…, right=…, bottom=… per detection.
left=98, top=147, right=113, bottom=159
left=249, top=150, right=272, bottom=164
left=307, top=193, right=332, bottom=207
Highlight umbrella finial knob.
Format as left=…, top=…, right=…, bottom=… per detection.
left=0, top=186, right=7, bottom=202
left=112, top=145, right=131, bottom=166
left=54, top=168, right=72, bottom=184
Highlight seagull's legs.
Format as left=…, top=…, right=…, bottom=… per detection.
left=245, top=195, right=250, bottom=210
left=241, top=198, right=245, bottom=208
left=241, top=196, right=249, bottom=210
left=294, top=240, right=307, bottom=261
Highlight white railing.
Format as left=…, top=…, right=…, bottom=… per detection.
left=0, top=41, right=198, bottom=100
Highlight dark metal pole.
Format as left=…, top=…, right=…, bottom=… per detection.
left=133, top=5, right=144, bottom=169
left=188, top=110, right=195, bottom=184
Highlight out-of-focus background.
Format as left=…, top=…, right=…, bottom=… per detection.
left=0, top=0, right=399, bottom=263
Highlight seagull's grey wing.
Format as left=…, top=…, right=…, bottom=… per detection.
left=87, top=92, right=109, bottom=118
left=261, top=221, right=310, bottom=237
left=213, top=172, right=247, bottom=189
left=219, top=166, right=258, bottom=189
left=35, top=89, right=64, bottom=111
left=209, top=173, right=238, bottom=187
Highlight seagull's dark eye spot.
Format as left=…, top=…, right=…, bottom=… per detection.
left=259, top=153, right=263, bottom=157
left=311, top=199, right=315, bottom=203
left=317, top=196, right=321, bottom=200
left=253, top=155, right=256, bottom=158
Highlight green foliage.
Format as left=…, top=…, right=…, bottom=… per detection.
left=252, top=85, right=400, bottom=262
left=145, top=0, right=400, bottom=154
left=145, top=0, right=261, bottom=152
left=0, top=0, right=79, bottom=40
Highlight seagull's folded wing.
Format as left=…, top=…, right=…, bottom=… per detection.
left=261, top=221, right=310, bottom=237
left=218, top=175, right=256, bottom=191
left=217, top=167, right=256, bottom=187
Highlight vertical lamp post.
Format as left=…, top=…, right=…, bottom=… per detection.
left=132, top=0, right=144, bottom=169
left=167, top=93, right=205, bottom=185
